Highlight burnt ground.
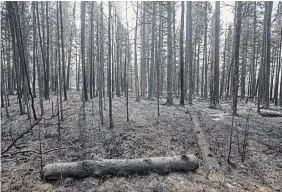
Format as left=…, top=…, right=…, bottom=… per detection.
left=1, top=91, right=281, bottom=192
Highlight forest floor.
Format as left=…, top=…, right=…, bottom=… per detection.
left=1, top=91, right=282, bottom=192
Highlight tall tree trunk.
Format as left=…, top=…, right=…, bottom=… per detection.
left=240, top=37, right=248, bottom=99
left=1, top=48, right=10, bottom=117
left=57, top=2, right=63, bottom=120
left=148, top=2, right=156, bottom=99
left=263, top=1, right=273, bottom=108
left=203, top=2, right=208, bottom=99
left=115, top=9, right=120, bottom=97
left=100, top=2, right=105, bottom=105
left=258, top=2, right=273, bottom=112
left=196, top=43, right=200, bottom=96
left=1, top=49, right=6, bottom=108
left=134, top=3, right=140, bottom=102
left=40, top=2, right=48, bottom=100
left=45, top=2, right=50, bottom=99
left=279, top=29, right=282, bottom=107
left=220, top=25, right=228, bottom=99
left=108, top=1, right=113, bottom=128
left=98, top=2, right=103, bottom=124
left=250, top=1, right=257, bottom=98
left=67, top=2, right=76, bottom=91
left=81, top=1, right=88, bottom=102
left=89, top=2, right=94, bottom=99
left=125, top=2, right=129, bottom=121
left=173, top=2, right=177, bottom=97
left=140, top=2, right=147, bottom=98
left=37, top=2, right=46, bottom=102
left=232, top=1, right=243, bottom=115
left=32, top=2, right=37, bottom=98
left=167, top=2, right=173, bottom=105
left=35, top=2, right=45, bottom=116
left=6, top=26, right=13, bottom=95
left=180, top=1, right=185, bottom=106
left=111, top=4, right=115, bottom=98
left=274, top=35, right=281, bottom=105
left=269, top=49, right=276, bottom=101
left=60, top=2, right=67, bottom=100
left=211, top=1, right=220, bottom=107
left=187, top=2, right=193, bottom=105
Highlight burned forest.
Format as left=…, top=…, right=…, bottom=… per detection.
left=1, top=1, right=282, bottom=191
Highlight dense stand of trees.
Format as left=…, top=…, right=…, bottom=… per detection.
left=1, top=2, right=282, bottom=127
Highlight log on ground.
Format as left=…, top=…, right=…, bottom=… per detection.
left=188, top=108, right=221, bottom=172
left=42, top=154, right=199, bottom=180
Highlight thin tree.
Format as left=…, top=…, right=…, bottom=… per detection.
left=250, top=1, right=257, bottom=99
left=258, top=2, right=273, bottom=112
left=180, top=1, right=185, bottom=106
left=81, top=1, right=88, bottom=102
left=133, top=3, right=140, bottom=102
left=125, top=2, right=129, bottom=122
left=167, top=2, right=173, bottom=105
left=108, top=1, right=113, bottom=128
left=67, top=2, right=76, bottom=91
left=57, top=1, right=63, bottom=120
left=45, top=2, right=50, bottom=99
left=274, top=30, right=281, bottom=105
left=232, top=1, right=243, bottom=115
left=203, top=2, right=208, bottom=99
left=263, top=1, right=273, bottom=108
left=173, top=2, right=177, bottom=97
left=89, top=2, right=94, bottom=99
left=220, top=24, right=228, bottom=99
left=148, top=2, right=156, bottom=99
left=140, top=2, right=147, bottom=98
left=32, top=2, right=37, bottom=98
left=60, top=2, right=67, bottom=100
left=187, top=2, right=193, bottom=105
left=36, top=2, right=44, bottom=116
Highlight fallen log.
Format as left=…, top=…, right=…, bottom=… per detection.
left=42, top=154, right=199, bottom=180
left=188, top=108, right=224, bottom=182
left=259, top=110, right=282, bottom=117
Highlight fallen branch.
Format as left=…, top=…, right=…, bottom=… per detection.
left=1, top=118, right=42, bottom=155
left=1, top=145, right=81, bottom=158
left=42, top=154, right=199, bottom=180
